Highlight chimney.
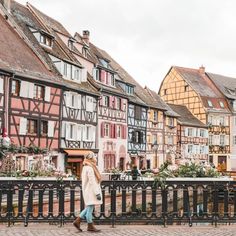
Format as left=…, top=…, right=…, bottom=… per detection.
left=3, top=0, right=11, bottom=13
left=199, top=65, right=205, bottom=74
left=82, top=30, right=90, bottom=45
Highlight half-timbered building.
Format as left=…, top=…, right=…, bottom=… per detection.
left=159, top=66, right=231, bottom=170
left=169, top=104, right=208, bottom=163
left=93, top=49, right=149, bottom=170
left=0, top=4, right=63, bottom=170
left=10, top=1, right=100, bottom=177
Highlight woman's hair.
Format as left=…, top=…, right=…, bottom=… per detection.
left=85, top=152, right=95, bottom=160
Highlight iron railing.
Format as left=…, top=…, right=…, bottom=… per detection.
left=0, top=179, right=235, bottom=227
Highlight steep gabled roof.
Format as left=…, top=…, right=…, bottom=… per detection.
left=207, top=72, right=236, bottom=100
left=89, top=43, right=147, bottom=106
left=174, top=66, right=223, bottom=98
left=0, top=12, right=58, bottom=83
left=168, top=104, right=207, bottom=128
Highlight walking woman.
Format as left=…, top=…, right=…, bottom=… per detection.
left=73, top=152, right=102, bottom=232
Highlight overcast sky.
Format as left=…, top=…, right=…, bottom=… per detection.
left=16, top=0, right=236, bottom=92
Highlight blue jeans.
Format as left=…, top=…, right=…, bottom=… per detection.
left=79, top=205, right=94, bottom=223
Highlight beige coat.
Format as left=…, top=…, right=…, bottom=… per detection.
left=81, top=165, right=103, bottom=206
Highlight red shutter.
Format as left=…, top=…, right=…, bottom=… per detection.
left=114, top=124, right=117, bottom=138
left=101, top=70, right=106, bottom=83
left=114, top=97, right=117, bottom=109
left=110, top=123, right=113, bottom=138
left=101, top=122, right=104, bottom=137
left=123, top=125, right=127, bottom=139
left=109, top=96, right=113, bottom=108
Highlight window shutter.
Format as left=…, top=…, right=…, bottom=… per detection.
left=101, top=70, right=106, bottom=83
left=122, top=99, right=126, bottom=111
left=61, top=121, right=66, bottom=137
left=28, top=83, right=34, bottom=98
left=92, top=126, right=96, bottom=141
left=86, top=96, right=93, bottom=112
left=83, top=125, right=87, bottom=140
left=81, top=68, right=87, bottom=82
left=225, top=135, right=229, bottom=145
left=19, top=117, right=27, bottom=135
left=185, top=128, right=188, bottom=136
left=44, top=87, right=51, bottom=102
left=114, top=97, right=117, bottom=109
left=65, top=123, right=70, bottom=139
left=110, top=123, right=113, bottom=138
left=66, top=93, right=72, bottom=107
left=77, top=125, right=82, bottom=141
left=48, top=121, right=54, bottom=137
left=77, top=94, right=81, bottom=109
left=114, top=124, right=117, bottom=138
left=20, top=81, right=29, bottom=98
left=109, top=96, right=113, bottom=108
left=0, top=78, right=3, bottom=93
left=101, top=122, right=104, bottom=138
left=93, top=68, right=98, bottom=80
left=123, top=125, right=127, bottom=139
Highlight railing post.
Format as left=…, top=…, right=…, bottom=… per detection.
left=111, top=180, right=116, bottom=228
left=162, top=186, right=168, bottom=227
left=7, top=181, right=13, bottom=227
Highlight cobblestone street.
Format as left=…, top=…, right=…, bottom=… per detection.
left=1, top=224, right=236, bottom=236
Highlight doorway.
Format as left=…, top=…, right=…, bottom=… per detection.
left=218, top=156, right=227, bottom=171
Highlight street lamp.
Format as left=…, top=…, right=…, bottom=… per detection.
left=151, top=141, right=159, bottom=169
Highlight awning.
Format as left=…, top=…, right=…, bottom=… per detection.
left=64, top=149, right=91, bottom=157
left=67, top=158, right=83, bottom=163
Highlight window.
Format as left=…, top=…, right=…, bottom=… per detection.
left=209, top=135, right=213, bottom=145
left=34, top=85, right=44, bottom=99
left=152, top=134, right=157, bottom=144
left=135, top=106, right=142, bottom=120
left=200, top=146, right=205, bottom=154
left=27, top=119, right=37, bottom=134
left=40, top=34, right=53, bottom=47
left=188, top=128, right=193, bottom=136
left=104, top=123, right=110, bottom=137
left=168, top=135, right=174, bottom=145
left=220, top=135, right=225, bottom=146
left=110, top=75, right=115, bottom=86
left=82, top=47, right=87, bottom=57
left=126, top=85, right=134, bottom=95
left=168, top=117, right=174, bottom=127
left=71, top=94, right=76, bottom=108
left=41, top=120, right=48, bottom=136
left=104, top=96, right=109, bottom=107
left=154, top=111, right=158, bottom=121
left=117, top=125, right=122, bottom=138
left=219, top=116, right=225, bottom=125
left=132, top=131, right=143, bottom=144
left=116, top=98, right=121, bottom=110
left=184, top=85, right=189, bottom=92
left=68, top=40, right=74, bottom=50
left=234, top=136, right=236, bottom=145
left=200, top=129, right=205, bottom=137
left=69, top=124, right=75, bottom=140
left=11, top=80, right=20, bottom=96
left=219, top=101, right=224, bottom=108
left=164, top=89, right=167, bottom=95
left=188, top=145, right=193, bottom=153
left=207, top=100, right=213, bottom=107
left=86, top=126, right=91, bottom=140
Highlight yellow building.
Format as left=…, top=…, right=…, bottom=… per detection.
left=159, top=66, right=231, bottom=170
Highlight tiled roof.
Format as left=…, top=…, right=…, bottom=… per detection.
left=89, top=43, right=147, bottom=106
left=174, top=66, right=223, bottom=98
left=10, top=1, right=99, bottom=95
left=168, top=104, right=206, bottom=127
left=0, top=12, right=58, bottom=83
left=207, top=72, right=236, bottom=99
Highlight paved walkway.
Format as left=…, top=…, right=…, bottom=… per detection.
left=1, top=224, right=236, bottom=236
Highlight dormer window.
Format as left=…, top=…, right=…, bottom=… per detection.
left=29, top=26, right=54, bottom=48
left=126, top=85, right=134, bottom=95
left=40, top=34, right=53, bottom=47
left=99, top=58, right=109, bottom=68
left=92, top=68, right=115, bottom=87
left=219, top=101, right=225, bottom=108
left=49, top=55, right=86, bottom=82
left=82, top=47, right=88, bottom=57
left=207, top=100, right=213, bottom=107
